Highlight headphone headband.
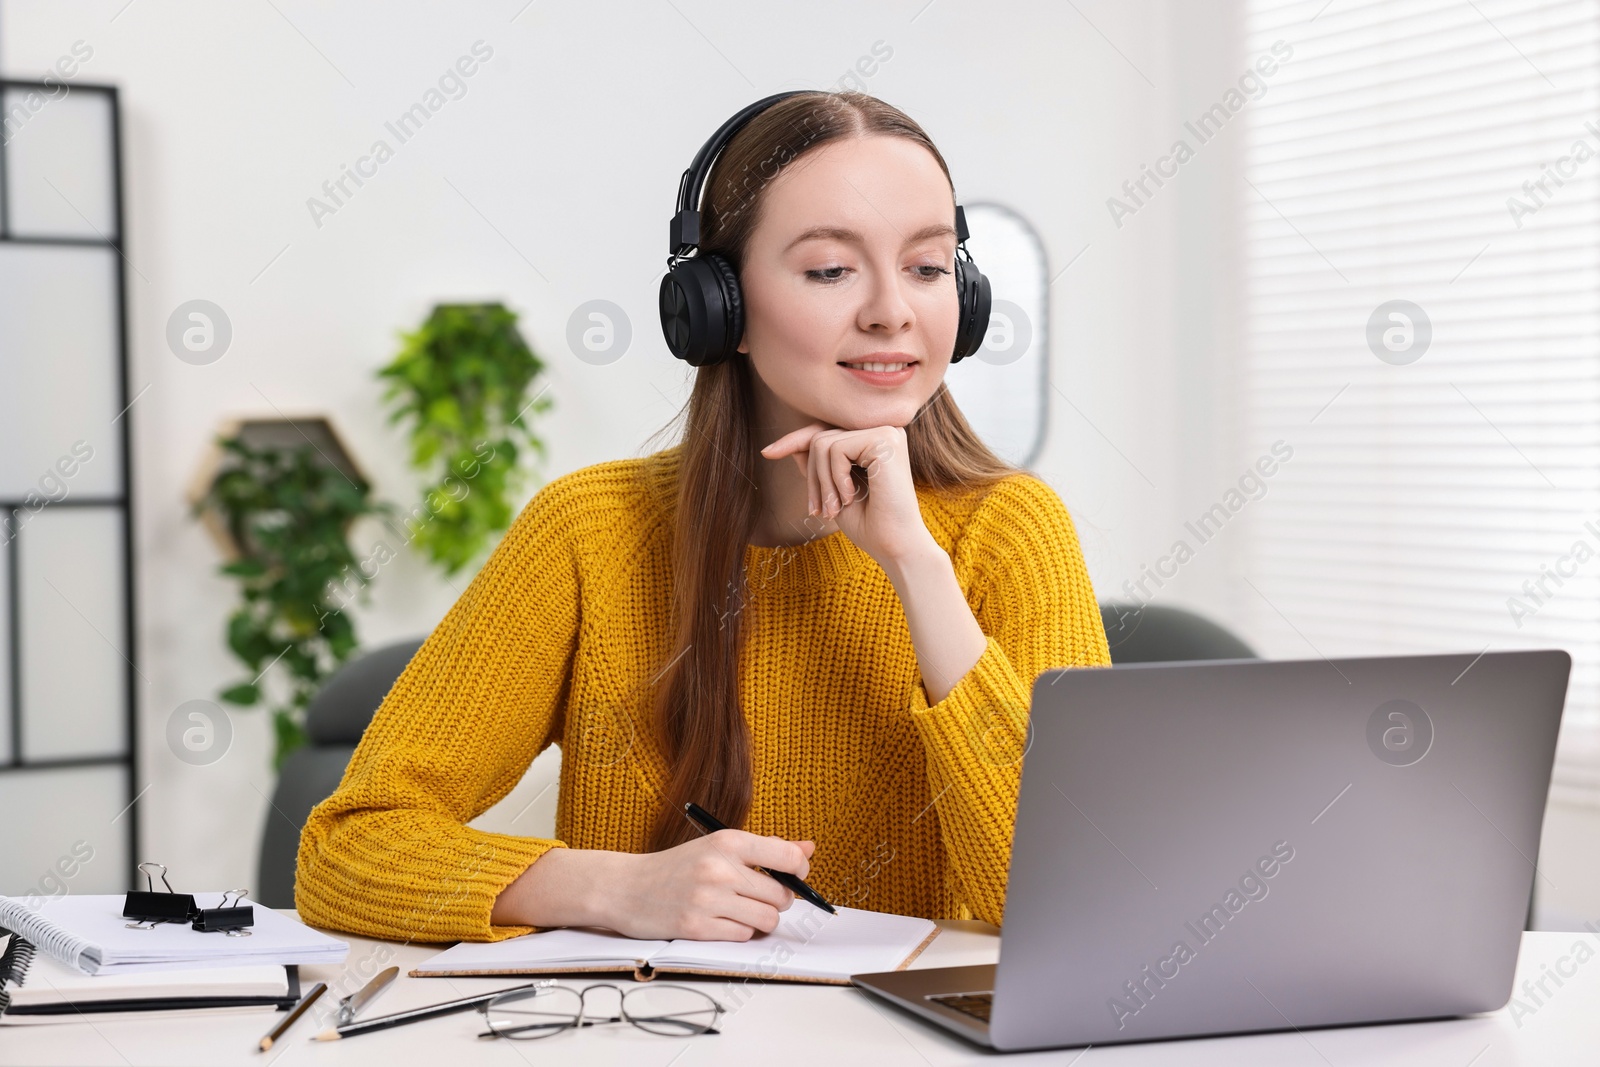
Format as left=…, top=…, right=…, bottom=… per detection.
left=668, top=90, right=808, bottom=260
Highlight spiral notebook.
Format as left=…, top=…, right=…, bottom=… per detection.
left=0, top=893, right=348, bottom=976
left=412, top=903, right=940, bottom=985
left=0, top=931, right=300, bottom=1022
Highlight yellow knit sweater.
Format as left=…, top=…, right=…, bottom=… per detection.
left=295, top=444, right=1111, bottom=943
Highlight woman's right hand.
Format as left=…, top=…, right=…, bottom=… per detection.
left=492, top=831, right=817, bottom=940
left=604, top=830, right=816, bottom=941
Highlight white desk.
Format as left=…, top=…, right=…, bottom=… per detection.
left=3, top=915, right=1594, bottom=1065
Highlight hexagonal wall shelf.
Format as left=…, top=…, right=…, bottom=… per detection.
left=187, top=415, right=370, bottom=562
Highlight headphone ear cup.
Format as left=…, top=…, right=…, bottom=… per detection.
left=707, top=254, right=743, bottom=364
left=658, top=253, right=744, bottom=367
left=949, top=257, right=993, bottom=364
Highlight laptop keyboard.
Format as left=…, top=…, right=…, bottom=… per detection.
left=927, top=992, right=993, bottom=1023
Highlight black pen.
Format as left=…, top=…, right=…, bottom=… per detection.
left=683, top=802, right=836, bottom=914
left=312, top=982, right=544, bottom=1041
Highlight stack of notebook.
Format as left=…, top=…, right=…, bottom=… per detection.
left=0, top=893, right=348, bottom=1021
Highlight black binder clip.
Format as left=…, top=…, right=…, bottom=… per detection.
left=192, top=889, right=254, bottom=936
left=123, top=862, right=198, bottom=929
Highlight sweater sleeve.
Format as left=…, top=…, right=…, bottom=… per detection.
left=294, top=476, right=583, bottom=944
left=904, top=474, right=1111, bottom=927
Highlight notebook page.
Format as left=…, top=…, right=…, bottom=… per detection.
left=412, top=926, right=671, bottom=974
left=654, top=904, right=937, bottom=979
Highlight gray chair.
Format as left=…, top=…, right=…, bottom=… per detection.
left=256, top=638, right=424, bottom=908
left=1098, top=601, right=1257, bottom=663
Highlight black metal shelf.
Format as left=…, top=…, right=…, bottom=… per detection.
left=0, top=78, right=138, bottom=883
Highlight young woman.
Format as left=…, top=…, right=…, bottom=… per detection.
left=295, top=91, right=1111, bottom=945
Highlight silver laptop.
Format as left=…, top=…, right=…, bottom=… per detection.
left=852, top=649, right=1570, bottom=1052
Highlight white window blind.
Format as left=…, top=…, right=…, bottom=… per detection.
left=1236, top=0, right=1600, bottom=779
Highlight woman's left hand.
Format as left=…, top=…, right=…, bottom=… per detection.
left=760, top=422, right=937, bottom=568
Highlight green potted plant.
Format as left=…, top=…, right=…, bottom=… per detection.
left=377, top=302, right=553, bottom=576
left=190, top=422, right=391, bottom=768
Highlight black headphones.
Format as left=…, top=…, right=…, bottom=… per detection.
left=658, top=91, right=991, bottom=368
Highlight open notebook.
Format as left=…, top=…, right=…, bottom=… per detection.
left=412, top=903, right=940, bottom=985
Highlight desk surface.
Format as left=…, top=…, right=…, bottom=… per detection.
left=2, top=915, right=1594, bottom=1065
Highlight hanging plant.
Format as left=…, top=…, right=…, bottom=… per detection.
left=192, top=433, right=392, bottom=769
left=376, top=302, right=553, bottom=576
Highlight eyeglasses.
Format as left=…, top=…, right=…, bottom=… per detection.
left=477, top=982, right=725, bottom=1039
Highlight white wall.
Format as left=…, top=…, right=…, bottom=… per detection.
left=0, top=0, right=1195, bottom=893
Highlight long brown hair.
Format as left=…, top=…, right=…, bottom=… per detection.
left=644, top=91, right=1018, bottom=852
